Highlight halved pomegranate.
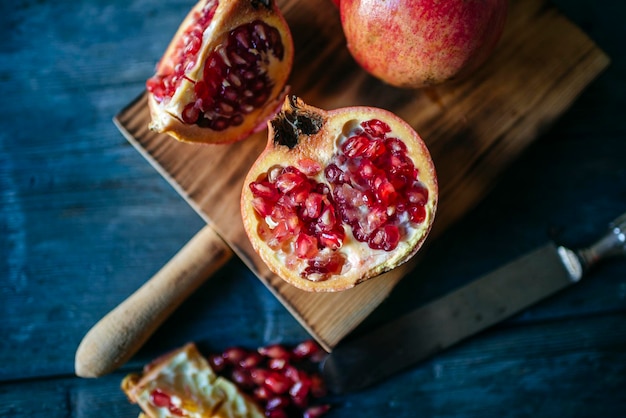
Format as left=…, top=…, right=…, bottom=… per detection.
left=146, top=0, right=294, bottom=144
left=241, top=96, right=438, bottom=292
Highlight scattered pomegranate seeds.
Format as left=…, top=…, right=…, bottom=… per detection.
left=212, top=340, right=331, bottom=418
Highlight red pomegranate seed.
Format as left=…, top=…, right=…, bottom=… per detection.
left=231, top=368, right=254, bottom=389
left=252, top=197, right=275, bottom=218
left=265, top=409, right=288, bottom=418
left=271, top=221, right=295, bottom=245
left=303, top=253, right=345, bottom=277
left=369, top=224, right=401, bottom=251
left=258, top=344, right=292, bottom=360
left=289, top=380, right=311, bottom=408
left=406, top=183, right=428, bottom=205
left=365, top=205, right=389, bottom=234
left=318, top=231, right=343, bottom=251
left=253, top=385, right=272, bottom=402
left=292, top=340, right=323, bottom=360
left=361, top=119, right=391, bottom=136
left=290, top=184, right=312, bottom=204
left=303, top=404, right=331, bottom=418
left=385, top=136, right=407, bottom=154
left=356, top=158, right=377, bottom=181
left=365, top=139, right=387, bottom=159
left=282, top=364, right=302, bottom=383
left=240, top=352, right=264, bottom=369
left=375, top=179, right=397, bottom=205
left=297, top=158, right=322, bottom=175
left=276, top=171, right=306, bottom=193
left=250, top=368, right=271, bottom=386
left=250, top=181, right=279, bottom=202
left=318, top=205, right=338, bottom=231
left=342, top=134, right=370, bottom=158
left=208, top=353, right=226, bottom=372
left=266, top=395, right=291, bottom=411
left=222, top=346, right=249, bottom=365
left=408, top=204, right=426, bottom=223
left=295, top=234, right=318, bottom=259
left=264, top=371, right=292, bottom=395
left=324, top=164, right=347, bottom=184
left=181, top=102, right=200, bottom=124
left=150, top=389, right=172, bottom=408
left=268, top=357, right=288, bottom=371
left=149, top=389, right=184, bottom=416
left=302, top=193, right=324, bottom=219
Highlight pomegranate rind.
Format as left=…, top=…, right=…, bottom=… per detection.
left=147, top=0, right=294, bottom=144
left=340, top=0, right=508, bottom=88
left=241, top=97, right=438, bottom=292
left=122, top=343, right=265, bottom=418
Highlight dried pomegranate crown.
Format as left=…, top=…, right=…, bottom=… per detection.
left=242, top=96, right=438, bottom=292
left=146, top=0, right=294, bottom=144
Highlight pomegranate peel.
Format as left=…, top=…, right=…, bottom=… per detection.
left=147, top=0, right=294, bottom=144
left=340, top=0, right=508, bottom=88
left=241, top=96, right=437, bottom=292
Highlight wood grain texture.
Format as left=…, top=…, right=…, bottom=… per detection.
left=114, top=0, right=609, bottom=350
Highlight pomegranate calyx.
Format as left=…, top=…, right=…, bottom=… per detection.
left=251, top=0, right=272, bottom=9
left=270, top=96, right=324, bottom=149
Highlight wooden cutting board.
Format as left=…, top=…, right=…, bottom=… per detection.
left=114, top=0, right=608, bottom=351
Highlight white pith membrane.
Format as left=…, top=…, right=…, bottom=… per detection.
left=250, top=118, right=433, bottom=284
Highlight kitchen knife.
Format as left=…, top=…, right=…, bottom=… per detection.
left=321, top=211, right=626, bottom=394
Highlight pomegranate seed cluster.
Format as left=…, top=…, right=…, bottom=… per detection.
left=146, top=0, right=285, bottom=132
left=249, top=119, right=429, bottom=281
left=208, top=340, right=330, bottom=418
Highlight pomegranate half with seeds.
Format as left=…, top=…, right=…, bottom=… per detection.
left=241, top=96, right=437, bottom=292
left=146, top=0, right=294, bottom=144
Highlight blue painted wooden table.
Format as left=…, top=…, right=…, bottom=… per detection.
left=1, top=0, right=625, bottom=416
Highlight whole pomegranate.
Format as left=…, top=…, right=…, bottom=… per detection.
left=146, top=0, right=294, bottom=144
left=241, top=96, right=438, bottom=292
left=340, top=0, right=508, bottom=88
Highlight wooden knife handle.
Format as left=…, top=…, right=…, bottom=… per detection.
left=74, top=225, right=233, bottom=378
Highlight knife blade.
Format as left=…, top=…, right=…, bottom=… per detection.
left=321, top=212, right=626, bottom=394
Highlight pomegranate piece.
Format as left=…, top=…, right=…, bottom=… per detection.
left=339, top=0, right=508, bottom=88
left=242, top=96, right=438, bottom=292
left=122, top=343, right=266, bottom=418
left=146, top=0, right=294, bottom=144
